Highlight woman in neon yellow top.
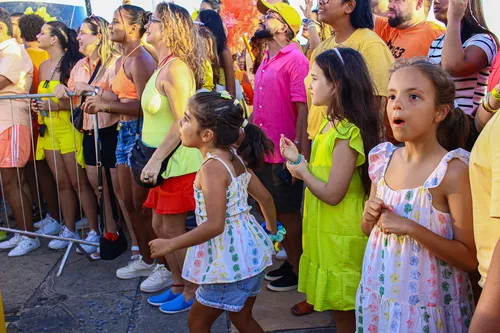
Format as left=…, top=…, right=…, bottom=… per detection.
left=33, top=21, right=99, bottom=250
left=280, top=49, right=381, bottom=332
left=140, top=3, right=204, bottom=314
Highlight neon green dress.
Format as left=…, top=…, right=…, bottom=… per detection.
left=298, top=118, right=368, bottom=311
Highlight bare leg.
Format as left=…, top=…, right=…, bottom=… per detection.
left=117, top=164, right=153, bottom=263
left=228, top=297, right=264, bottom=333
left=161, top=213, right=195, bottom=299
left=0, top=168, right=33, bottom=232
left=24, top=162, right=38, bottom=213
left=45, top=150, right=78, bottom=232
left=62, top=153, right=98, bottom=232
left=36, top=160, right=60, bottom=221
left=278, top=211, right=303, bottom=274
left=153, top=212, right=183, bottom=293
left=187, top=299, right=224, bottom=333
left=332, top=310, right=355, bottom=333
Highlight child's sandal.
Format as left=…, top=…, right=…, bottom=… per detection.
left=291, top=300, right=314, bottom=316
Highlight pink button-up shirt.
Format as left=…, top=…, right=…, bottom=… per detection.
left=252, top=43, right=309, bottom=164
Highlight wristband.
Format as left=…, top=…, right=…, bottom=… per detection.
left=107, top=100, right=114, bottom=113
left=288, top=154, right=302, bottom=165
left=492, top=87, right=500, bottom=101
left=482, top=92, right=498, bottom=114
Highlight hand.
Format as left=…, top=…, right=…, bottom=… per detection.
left=299, top=0, right=314, bottom=20
left=447, top=0, right=467, bottom=23
left=149, top=238, right=174, bottom=258
left=84, top=95, right=107, bottom=114
left=286, top=158, right=308, bottom=180
left=33, top=99, right=51, bottom=111
left=280, top=135, right=299, bottom=162
left=53, top=84, right=71, bottom=99
left=141, top=158, right=162, bottom=185
left=30, top=98, right=41, bottom=113
left=73, top=82, right=94, bottom=96
left=363, top=197, right=385, bottom=226
left=378, top=208, right=416, bottom=236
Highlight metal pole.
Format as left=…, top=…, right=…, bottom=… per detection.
left=0, top=227, right=98, bottom=246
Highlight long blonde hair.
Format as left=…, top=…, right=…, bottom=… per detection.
left=156, top=2, right=205, bottom=89
left=83, top=16, right=119, bottom=80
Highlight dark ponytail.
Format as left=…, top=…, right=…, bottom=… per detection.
left=118, top=5, right=150, bottom=36
left=189, top=91, right=274, bottom=169
left=389, top=58, right=470, bottom=151
left=47, top=21, right=83, bottom=85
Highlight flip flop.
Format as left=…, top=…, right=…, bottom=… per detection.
left=291, top=300, right=314, bottom=316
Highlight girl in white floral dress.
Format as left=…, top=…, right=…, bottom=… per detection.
left=149, top=91, right=276, bottom=333
left=356, top=59, right=477, bottom=333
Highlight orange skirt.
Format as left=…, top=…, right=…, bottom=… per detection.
left=143, top=172, right=196, bottom=215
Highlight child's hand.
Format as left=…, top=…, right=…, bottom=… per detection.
left=286, top=158, right=308, bottom=180
left=280, top=135, right=299, bottom=163
left=363, top=197, right=385, bottom=225
left=149, top=238, right=174, bottom=258
left=265, top=220, right=277, bottom=234
left=378, top=208, right=416, bottom=236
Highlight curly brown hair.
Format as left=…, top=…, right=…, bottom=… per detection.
left=156, top=2, right=205, bottom=89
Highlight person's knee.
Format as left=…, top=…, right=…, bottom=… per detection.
left=228, top=311, right=252, bottom=328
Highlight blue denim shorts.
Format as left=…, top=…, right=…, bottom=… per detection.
left=116, top=119, right=140, bottom=166
left=195, top=272, right=265, bottom=312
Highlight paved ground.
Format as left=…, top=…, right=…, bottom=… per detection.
left=2, top=237, right=336, bottom=333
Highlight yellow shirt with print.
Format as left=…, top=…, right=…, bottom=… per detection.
left=305, top=28, right=394, bottom=139
left=470, top=111, right=500, bottom=287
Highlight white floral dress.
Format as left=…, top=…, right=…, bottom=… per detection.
left=356, top=143, right=474, bottom=333
left=182, top=153, right=274, bottom=284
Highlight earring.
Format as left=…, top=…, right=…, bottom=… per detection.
left=50, top=41, right=54, bottom=45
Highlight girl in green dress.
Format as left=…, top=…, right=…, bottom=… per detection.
left=280, top=48, right=382, bottom=333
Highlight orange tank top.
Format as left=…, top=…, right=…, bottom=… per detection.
left=112, top=45, right=140, bottom=100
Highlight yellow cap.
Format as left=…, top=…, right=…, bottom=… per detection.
left=257, top=0, right=302, bottom=37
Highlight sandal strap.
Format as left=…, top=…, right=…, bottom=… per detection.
left=172, top=284, right=185, bottom=287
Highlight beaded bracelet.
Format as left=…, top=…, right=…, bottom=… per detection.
left=288, top=154, right=302, bottom=165
left=492, top=87, right=500, bottom=101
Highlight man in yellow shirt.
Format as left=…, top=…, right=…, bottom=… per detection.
left=470, top=85, right=500, bottom=288
left=306, top=0, right=394, bottom=140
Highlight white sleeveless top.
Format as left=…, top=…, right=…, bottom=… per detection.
left=182, top=152, right=274, bottom=284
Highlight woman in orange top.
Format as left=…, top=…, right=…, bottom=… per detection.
left=83, top=5, right=164, bottom=292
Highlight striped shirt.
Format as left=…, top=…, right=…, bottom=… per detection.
left=428, top=33, right=497, bottom=115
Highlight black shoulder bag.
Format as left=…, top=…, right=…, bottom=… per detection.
left=71, top=60, right=102, bottom=132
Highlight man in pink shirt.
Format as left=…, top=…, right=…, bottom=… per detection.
left=252, top=0, right=309, bottom=292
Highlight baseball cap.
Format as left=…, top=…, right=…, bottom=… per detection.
left=257, top=0, right=302, bottom=37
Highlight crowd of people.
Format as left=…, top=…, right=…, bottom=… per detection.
left=0, top=0, right=500, bottom=331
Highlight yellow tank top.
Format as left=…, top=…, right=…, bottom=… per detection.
left=141, top=57, right=202, bottom=179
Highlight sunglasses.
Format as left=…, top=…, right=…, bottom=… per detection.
left=264, top=11, right=286, bottom=25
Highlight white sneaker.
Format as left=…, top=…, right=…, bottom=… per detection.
left=48, top=226, right=81, bottom=250
left=116, top=255, right=155, bottom=280
left=34, top=214, right=56, bottom=228
left=8, top=236, right=40, bottom=257
left=275, top=248, right=288, bottom=261
left=0, top=233, right=22, bottom=250
left=35, top=216, right=61, bottom=235
left=75, top=217, right=89, bottom=230
left=140, top=264, right=173, bottom=293
left=76, top=230, right=100, bottom=254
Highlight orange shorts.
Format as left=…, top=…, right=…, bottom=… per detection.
left=0, top=125, right=31, bottom=168
left=143, top=172, right=196, bottom=215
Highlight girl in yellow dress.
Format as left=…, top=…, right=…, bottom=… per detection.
left=280, top=48, right=381, bottom=333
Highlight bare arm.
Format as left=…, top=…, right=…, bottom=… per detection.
left=141, top=59, right=194, bottom=185
left=291, top=139, right=358, bottom=206
left=0, top=75, right=11, bottom=90
left=221, top=48, right=236, bottom=98
left=361, top=184, right=380, bottom=237
left=247, top=169, right=277, bottom=233
left=300, top=0, right=321, bottom=54
left=475, top=83, right=500, bottom=132
left=469, top=237, right=500, bottom=333
left=295, top=102, right=310, bottom=160
left=441, top=0, right=489, bottom=77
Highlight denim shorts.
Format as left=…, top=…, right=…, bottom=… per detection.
left=195, top=272, right=265, bottom=312
left=116, top=119, right=140, bottom=166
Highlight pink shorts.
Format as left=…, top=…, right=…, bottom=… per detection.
left=0, top=125, right=31, bottom=168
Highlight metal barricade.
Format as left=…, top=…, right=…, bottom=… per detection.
left=0, top=92, right=102, bottom=276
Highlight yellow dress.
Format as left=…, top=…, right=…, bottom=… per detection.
left=36, top=80, right=85, bottom=167
left=298, top=118, right=367, bottom=311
